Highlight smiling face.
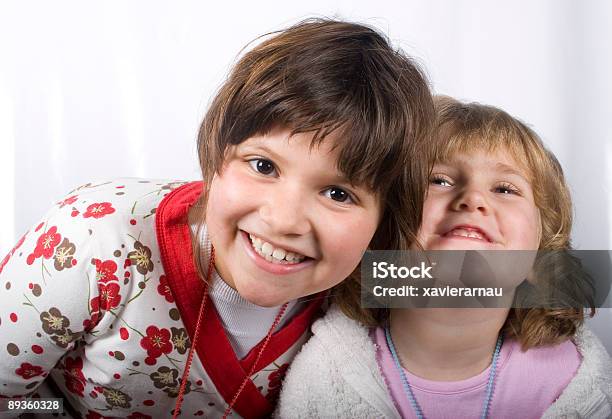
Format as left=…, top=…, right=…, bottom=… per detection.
left=204, top=127, right=382, bottom=307
left=417, top=148, right=541, bottom=251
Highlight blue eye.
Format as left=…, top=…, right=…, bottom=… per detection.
left=324, top=187, right=353, bottom=203
left=248, top=159, right=277, bottom=176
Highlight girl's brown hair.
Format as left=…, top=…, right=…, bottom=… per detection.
left=338, top=95, right=594, bottom=350
left=191, top=19, right=435, bottom=296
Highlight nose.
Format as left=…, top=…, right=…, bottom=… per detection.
left=451, top=187, right=490, bottom=215
left=259, top=185, right=312, bottom=236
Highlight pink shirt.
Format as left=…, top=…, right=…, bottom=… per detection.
left=374, top=327, right=581, bottom=419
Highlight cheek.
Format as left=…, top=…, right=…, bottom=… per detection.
left=528, top=208, right=542, bottom=248
left=320, top=212, right=379, bottom=269
left=207, top=167, right=259, bottom=223
left=205, top=175, right=246, bottom=241
left=420, top=197, right=446, bottom=234
left=508, top=204, right=541, bottom=249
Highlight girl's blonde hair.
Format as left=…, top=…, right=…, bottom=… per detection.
left=337, top=95, right=595, bottom=350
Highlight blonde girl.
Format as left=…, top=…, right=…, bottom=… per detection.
left=278, top=96, right=612, bottom=419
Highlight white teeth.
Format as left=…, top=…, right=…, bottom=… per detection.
left=261, top=242, right=274, bottom=256
left=248, top=233, right=306, bottom=264
left=272, top=248, right=286, bottom=260
left=449, top=228, right=486, bottom=241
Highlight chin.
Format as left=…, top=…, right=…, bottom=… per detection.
left=237, top=285, right=289, bottom=308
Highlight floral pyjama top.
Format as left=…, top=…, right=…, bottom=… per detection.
left=0, top=178, right=324, bottom=418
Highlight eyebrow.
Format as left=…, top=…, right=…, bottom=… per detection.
left=494, top=162, right=530, bottom=180
left=243, top=143, right=356, bottom=186
left=434, top=160, right=531, bottom=183
left=244, top=143, right=287, bottom=166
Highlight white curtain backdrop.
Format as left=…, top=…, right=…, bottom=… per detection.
left=1, top=0, right=611, bottom=352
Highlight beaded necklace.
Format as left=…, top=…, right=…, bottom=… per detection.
left=173, top=245, right=289, bottom=418
left=384, top=325, right=503, bottom=419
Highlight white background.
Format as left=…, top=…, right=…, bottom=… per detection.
left=0, top=0, right=610, bottom=352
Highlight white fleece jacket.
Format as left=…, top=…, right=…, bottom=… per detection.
left=277, top=305, right=612, bottom=418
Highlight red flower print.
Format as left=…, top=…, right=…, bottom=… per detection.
left=85, top=410, right=112, bottom=419
left=99, top=282, right=121, bottom=310
left=140, top=326, right=172, bottom=359
left=83, top=297, right=101, bottom=331
left=15, top=362, right=44, bottom=379
left=35, top=226, right=62, bottom=258
left=265, top=363, right=289, bottom=404
left=83, top=202, right=115, bottom=219
left=64, top=356, right=85, bottom=381
left=90, top=296, right=100, bottom=313
left=157, top=275, right=174, bottom=303
left=269, top=363, right=289, bottom=380
left=57, top=195, right=78, bottom=208
left=94, top=259, right=118, bottom=283
left=27, top=226, right=61, bottom=264
left=65, top=377, right=85, bottom=397
left=63, top=356, right=86, bottom=397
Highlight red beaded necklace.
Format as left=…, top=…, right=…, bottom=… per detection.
left=173, top=245, right=289, bottom=418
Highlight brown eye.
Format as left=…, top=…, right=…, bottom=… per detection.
left=324, top=187, right=353, bottom=203
left=431, top=175, right=453, bottom=187
left=248, top=159, right=276, bottom=176
left=494, top=182, right=520, bottom=195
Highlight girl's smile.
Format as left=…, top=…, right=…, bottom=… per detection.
left=247, top=232, right=308, bottom=264
left=204, top=127, right=381, bottom=307
left=241, top=230, right=315, bottom=274
left=418, top=149, right=541, bottom=252
left=441, top=224, right=494, bottom=243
